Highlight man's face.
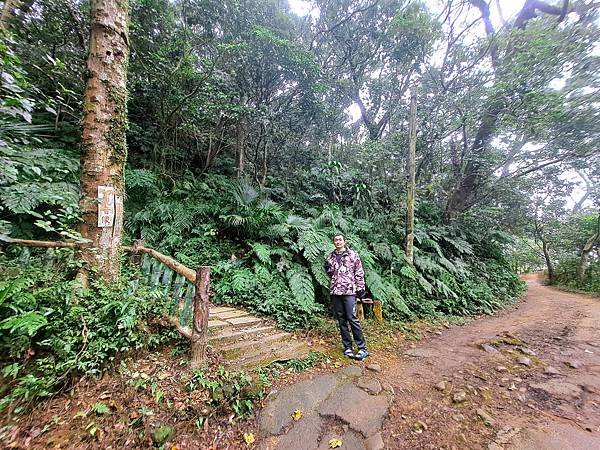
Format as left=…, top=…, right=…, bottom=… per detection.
left=333, top=235, right=345, bottom=250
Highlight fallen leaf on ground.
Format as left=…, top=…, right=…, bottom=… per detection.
left=291, top=409, right=303, bottom=421
left=329, top=438, right=343, bottom=448
left=243, top=432, right=255, bottom=445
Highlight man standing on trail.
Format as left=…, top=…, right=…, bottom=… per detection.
left=324, top=233, right=369, bottom=360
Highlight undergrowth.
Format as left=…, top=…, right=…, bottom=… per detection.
left=0, top=252, right=176, bottom=414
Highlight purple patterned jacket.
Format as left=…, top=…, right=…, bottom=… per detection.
left=324, top=248, right=366, bottom=296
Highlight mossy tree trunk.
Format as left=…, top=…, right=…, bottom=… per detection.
left=79, top=0, right=129, bottom=282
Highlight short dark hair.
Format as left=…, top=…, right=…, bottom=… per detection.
left=332, top=233, right=345, bottom=241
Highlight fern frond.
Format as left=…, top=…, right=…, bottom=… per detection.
left=417, top=275, right=434, bottom=294
left=232, top=179, right=259, bottom=207
left=399, top=264, right=418, bottom=279
left=250, top=242, right=272, bottom=265
left=286, top=265, right=316, bottom=307
left=297, top=228, right=331, bottom=262
left=373, top=242, right=393, bottom=262
left=310, top=259, right=329, bottom=288
left=231, top=268, right=256, bottom=293
left=414, top=254, right=444, bottom=274
left=442, top=235, right=473, bottom=256
left=432, top=278, right=458, bottom=299
left=436, top=255, right=457, bottom=273
left=0, top=311, right=47, bottom=336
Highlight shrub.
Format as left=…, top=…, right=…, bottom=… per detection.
left=0, top=254, right=174, bottom=414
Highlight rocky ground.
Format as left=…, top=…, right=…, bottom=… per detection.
left=256, top=274, right=600, bottom=449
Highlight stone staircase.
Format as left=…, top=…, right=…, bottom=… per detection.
left=208, top=306, right=311, bottom=368
left=134, top=254, right=311, bottom=368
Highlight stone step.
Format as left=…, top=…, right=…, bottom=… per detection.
left=227, top=315, right=264, bottom=328
left=231, top=339, right=311, bottom=369
left=221, top=331, right=291, bottom=353
left=211, top=309, right=250, bottom=320
left=208, top=319, right=230, bottom=330
left=209, top=306, right=237, bottom=314
left=208, top=325, right=276, bottom=345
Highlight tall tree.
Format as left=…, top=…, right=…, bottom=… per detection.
left=79, top=0, right=130, bottom=281
left=442, top=0, right=600, bottom=222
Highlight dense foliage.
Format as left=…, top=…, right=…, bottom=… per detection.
left=0, top=253, right=175, bottom=413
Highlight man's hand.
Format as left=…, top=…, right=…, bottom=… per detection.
left=356, top=289, right=366, bottom=299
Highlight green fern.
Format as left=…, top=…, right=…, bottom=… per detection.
left=373, top=242, right=393, bottom=262
left=432, top=279, right=458, bottom=299
left=297, top=228, right=331, bottom=262
left=250, top=242, right=272, bottom=265
left=414, top=253, right=444, bottom=274
left=442, top=235, right=474, bottom=256
left=231, top=268, right=256, bottom=293
left=0, top=311, right=48, bottom=336
left=399, top=264, right=418, bottom=279
left=310, top=259, right=329, bottom=288
left=286, top=265, right=316, bottom=307
left=417, top=274, right=434, bottom=294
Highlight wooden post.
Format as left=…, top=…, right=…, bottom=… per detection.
left=191, top=266, right=210, bottom=368
left=405, top=88, right=417, bottom=265
left=356, top=302, right=364, bottom=321
left=373, top=300, right=383, bottom=323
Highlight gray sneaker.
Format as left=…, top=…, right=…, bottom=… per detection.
left=355, top=349, right=369, bottom=360
left=344, top=349, right=355, bottom=359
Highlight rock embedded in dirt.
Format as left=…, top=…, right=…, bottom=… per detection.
left=414, top=420, right=428, bottom=432
left=476, top=408, right=495, bottom=427
left=381, top=382, right=394, bottom=394
left=495, top=366, right=508, bottom=373
left=338, top=365, right=363, bottom=378
left=276, top=412, right=323, bottom=450
left=518, top=347, right=537, bottom=356
left=259, top=375, right=340, bottom=434
left=529, top=380, right=582, bottom=399
left=495, top=426, right=522, bottom=444
left=318, top=382, right=391, bottom=438
left=517, top=356, right=531, bottom=367
left=453, top=390, right=467, bottom=403
left=435, top=381, right=447, bottom=391
left=151, top=424, right=175, bottom=446
left=366, top=363, right=382, bottom=373
left=566, top=360, right=583, bottom=369
left=544, top=366, right=561, bottom=375
left=452, top=413, right=465, bottom=422
left=358, top=376, right=382, bottom=395
left=365, top=432, right=384, bottom=450
left=480, top=343, right=499, bottom=353
left=487, top=443, right=503, bottom=450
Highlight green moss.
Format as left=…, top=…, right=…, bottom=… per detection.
left=104, top=82, right=129, bottom=169
left=222, top=348, right=242, bottom=361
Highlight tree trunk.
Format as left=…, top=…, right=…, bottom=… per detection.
left=405, top=88, right=417, bottom=265
left=190, top=266, right=210, bottom=368
left=542, top=240, right=555, bottom=283
left=79, top=0, right=129, bottom=283
left=236, top=120, right=247, bottom=178
left=0, top=0, right=19, bottom=30
left=577, top=213, right=600, bottom=284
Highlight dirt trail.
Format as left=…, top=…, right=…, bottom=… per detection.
left=379, top=275, right=600, bottom=449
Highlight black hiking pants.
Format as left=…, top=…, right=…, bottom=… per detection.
left=331, top=294, right=367, bottom=351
